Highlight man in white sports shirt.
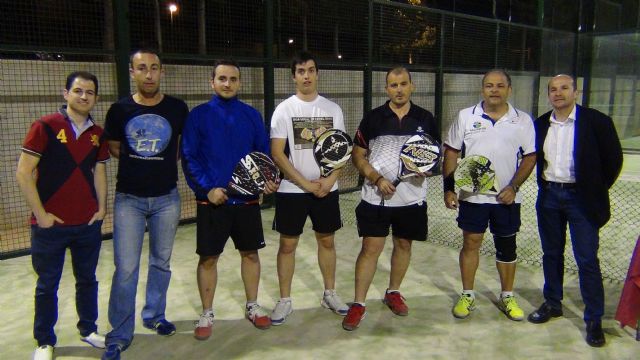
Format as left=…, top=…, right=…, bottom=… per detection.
left=270, top=51, right=349, bottom=325
left=342, top=66, right=439, bottom=331
left=443, top=69, right=536, bottom=322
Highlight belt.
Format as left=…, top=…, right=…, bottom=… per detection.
left=545, top=181, right=576, bottom=189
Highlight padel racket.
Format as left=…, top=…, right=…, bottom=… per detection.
left=391, top=133, right=441, bottom=186
left=227, top=152, right=280, bottom=196
left=454, top=155, right=499, bottom=194
left=313, top=129, right=353, bottom=177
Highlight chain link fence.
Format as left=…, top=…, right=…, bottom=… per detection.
left=1, top=1, right=639, bottom=282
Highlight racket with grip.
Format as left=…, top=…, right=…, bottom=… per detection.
left=454, top=154, right=499, bottom=194
left=227, top=152, right=280, bottom=196
left=313, top=129, right=353, bottom=177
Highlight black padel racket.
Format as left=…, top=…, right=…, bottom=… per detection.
left=454, top=154, right=499, bottom=194
left=391, top=133, right=441, bottom=186
left=227, top=152, right=280, bottom=196
left=313, top=129, right=353, bottom=177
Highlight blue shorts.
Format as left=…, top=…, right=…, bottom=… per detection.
left=457, top=201, right=521, bottom=236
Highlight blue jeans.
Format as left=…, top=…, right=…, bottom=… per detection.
left=31, top=221, right=103, bottom=346
left=536, top=186, right=604, bottom=322
left=106, top=188, right=180, bottom=347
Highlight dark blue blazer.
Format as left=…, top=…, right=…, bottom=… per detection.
left=535, top=105, right=623, bottom=228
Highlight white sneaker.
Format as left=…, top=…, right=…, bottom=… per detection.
left=321, top=290, right=349, bottom=316
left=81, top=331, right=105, bottom=349
left=270, top=299, right=293, bottom=325
left=33, top=345, right=53, bottom=360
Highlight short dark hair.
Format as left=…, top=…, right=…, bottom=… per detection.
left=65, top=71, right=99, bottom=95
left=212, top=59, right=241, bottom=79
left=386, top=66, right=412, bottom=84
left=129, top=48, right=162, bottom=68
left=290, top=51, right=317, bottom=75
left=547, top=74, right=577, bottom=92
left=482, top=69, right=511, bottom=87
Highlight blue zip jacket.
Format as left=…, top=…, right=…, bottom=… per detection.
left=181, top=95, right=270, bottom=203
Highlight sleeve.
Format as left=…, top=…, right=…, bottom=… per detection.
left=521, top=115, right=536, bottom=155
left=176, top=99, right=189, bottom=135
left=21, top=120, right=48, bottom=156
left=444, top=111, right=465, bottom=150
left=103, top=104, right=123, bottom=141
left=354, top=112, right=370, bottom=149
left=270, top=105, right=289, bottom=139
left=596, top=114, right=623, bottom=188
left=252, top=109, right=270, bottom=154
left=180, top=108, right=215, bottom=195
left=97, top=130, right=110, bottom=162
left=333, top=105, right=346, bottom=132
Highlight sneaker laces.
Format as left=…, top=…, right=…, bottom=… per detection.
left=272, top=299, right=292, bottom=318
left=459, top=294, right=474, bottom=307
left=197, top=311, right=214, bottom=327
left=501, top=296, right=518, bottom=311
left=247, top=303, right=268, bottom=318
left=324, top=290, right=346, bottom=309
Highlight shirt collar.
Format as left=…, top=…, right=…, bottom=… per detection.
left=383, top=100, right=417, bottom=119
left=58, top=104, right=94, bottom=126
left=550, top=105, right=577, bottom=124
left=211, top=95, right=238, bottom=105
left=472, top=101, right=520, bottom=121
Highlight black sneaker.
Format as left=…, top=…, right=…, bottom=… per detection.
left=144, top=319, right=176, bottom=336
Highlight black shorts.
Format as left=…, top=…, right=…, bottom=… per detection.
left=456, top=201, right=521, bottom=236
left=273, top=191, right=342, bottom=236
left=196, top=202, right=265, bottom=256
left=355, top=200, right=428, bottom=241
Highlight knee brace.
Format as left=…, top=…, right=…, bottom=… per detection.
left=493, top=234, right=517, bottom=263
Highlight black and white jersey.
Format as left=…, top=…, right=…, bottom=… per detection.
left=355, top=101, right=438, bottom=207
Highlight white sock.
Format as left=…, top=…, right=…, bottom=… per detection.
left=386, top=289, right=400, bottom=294
left=462, top=290, right=475, bottom=299
left=354, top=301, right=365, bottom=307
left=323, top=289, right=335, bottom=296
left=279, top=297, right=292, bottom=303
left=501, top=291, right=514, bottom=299
left=202, top=308, right=214, bottom=315
left=246, top=301, right=257, bottom=309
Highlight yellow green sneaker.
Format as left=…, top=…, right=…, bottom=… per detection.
left=452, top=294, right=476, bottom=319
left=498, top=295, right=524, bottom=321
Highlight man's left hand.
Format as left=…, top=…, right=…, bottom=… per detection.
left=497, top=185, right=516, bottom=205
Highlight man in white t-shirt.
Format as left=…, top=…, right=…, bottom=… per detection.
left=269, top=51, right=349, bottom=325
left=442, top=69, right=536, bottom=322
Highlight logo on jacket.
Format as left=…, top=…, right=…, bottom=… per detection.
left=90, top=134, right=100, bottom=147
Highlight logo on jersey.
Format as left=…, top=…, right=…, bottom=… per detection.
left=90, top=134, right=100, bottom=147
left=472, top=122, right=482, bottom=129
left=416, top=126, right=424, bottom=133
left=125, top=114, right=172, bottom=157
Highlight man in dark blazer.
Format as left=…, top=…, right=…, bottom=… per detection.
left=528, top=74, right=623, bottom=347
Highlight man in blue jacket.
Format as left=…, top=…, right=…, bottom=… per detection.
left=181, top=59, right=278, bottom=340
left=528, top=74, right=623, bottom=347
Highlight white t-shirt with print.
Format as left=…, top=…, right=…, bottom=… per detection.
left=445, top=101, right=535, bottom=204
left=270, top=94, right=345, bottom=193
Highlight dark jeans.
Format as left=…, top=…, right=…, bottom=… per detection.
left=31, top=221, right=102, bottom=346
left=536, top=186, right=604, bottom=322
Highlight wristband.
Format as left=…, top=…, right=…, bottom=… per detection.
left=374, top=175, right=384, bottom=186
left=443, top=174, right=455, bottom=193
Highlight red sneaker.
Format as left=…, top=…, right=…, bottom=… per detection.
left=383, top=291, right=409, bottom=316
left=194, top=311, right=214, bottom=340
left=342, top=304, right=366, bottom=331
left=246, top=304, right=272, bottom=330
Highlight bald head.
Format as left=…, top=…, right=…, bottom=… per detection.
left=547, top=74, right=578, bottom=112
left=548, top=74, right=576, bottom=92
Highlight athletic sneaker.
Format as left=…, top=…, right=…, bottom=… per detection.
left=33, top=345, right=53, bottom=360
left=246, top=303, right=272, bottom=329
left=452, top=293, right=476, bottom=319
left=81, top=331, right=106, bottom=348
left=342, top=303, right=366, bottom=331
left=194, top=310, right=215, bottom=340
left=498, top=295, right=524, bottom=321
left=271, top=299, right=293, bottom=325
left=143, top=319, right=176, bottom=336
left=321, top=290, right=349, bottom=315
left=383, top=291, right=409, bottom=316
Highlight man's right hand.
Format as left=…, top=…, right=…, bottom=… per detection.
left=36, top=212, right=64, bottom=228
left=207, top=188, right=228, bottom=206
left=376, top=177, right=396, bottom=197
left=444, top=191, right=458, bottom=209
left=302, top=180, right=322, bottom=195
